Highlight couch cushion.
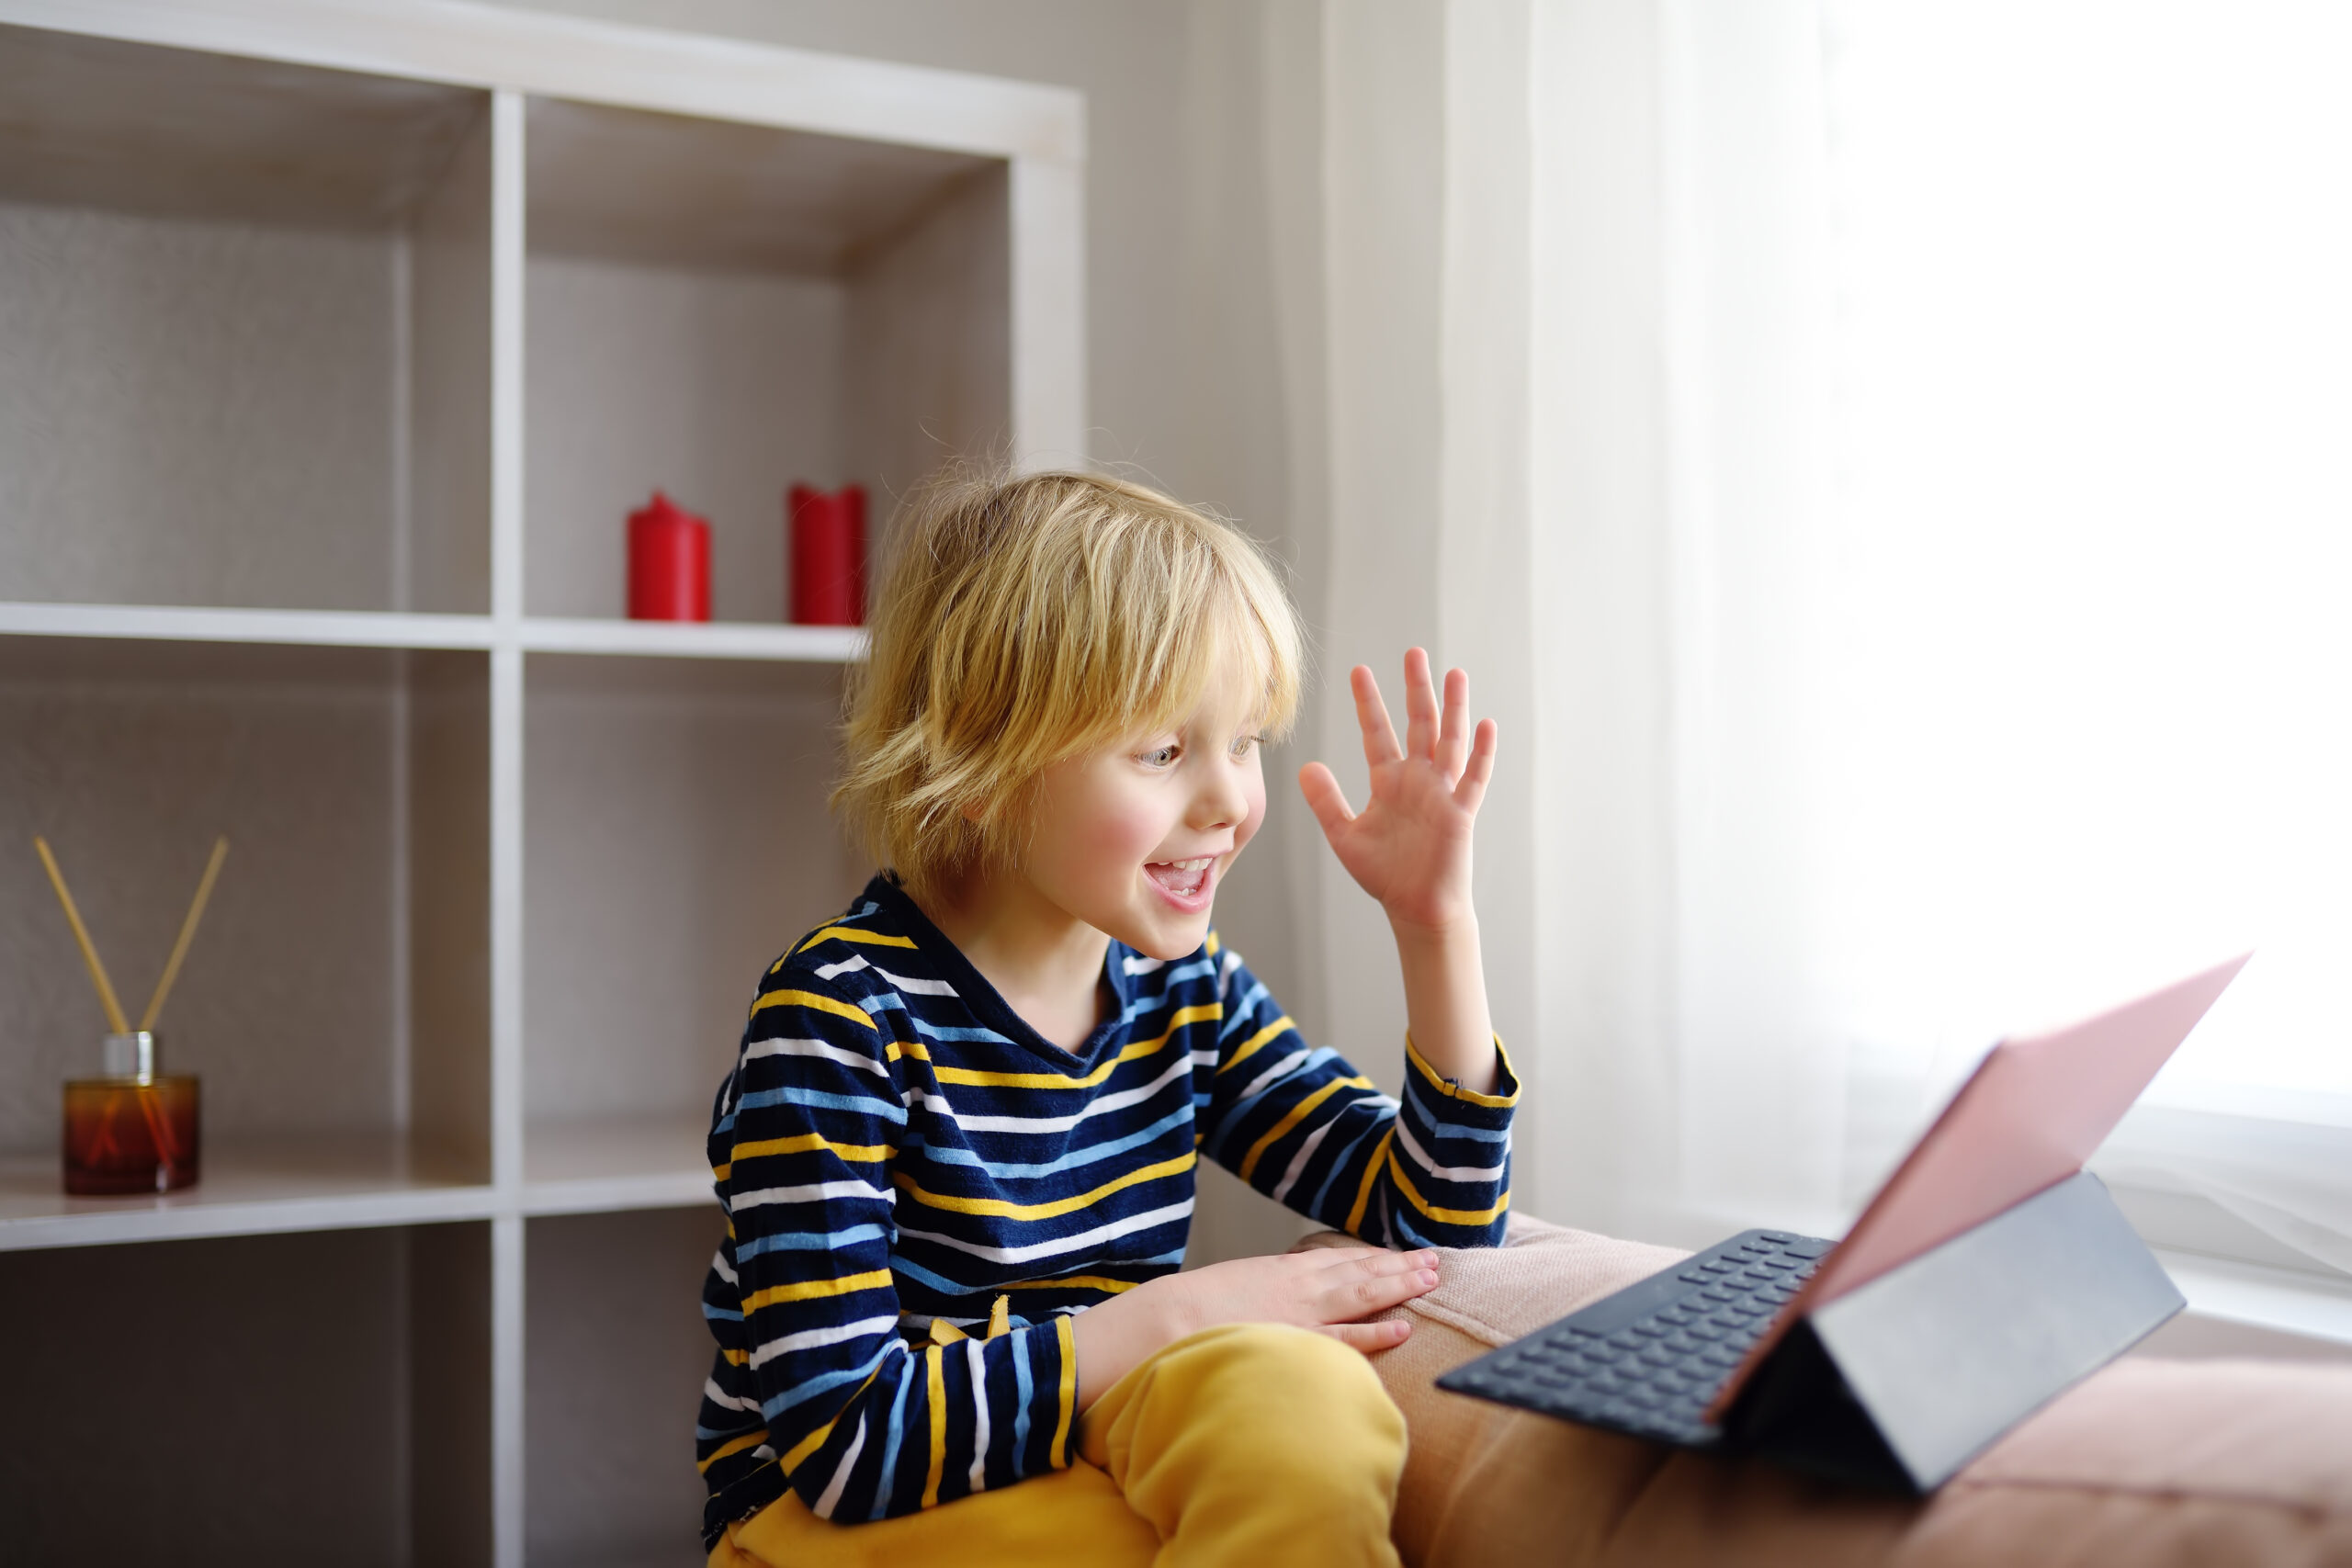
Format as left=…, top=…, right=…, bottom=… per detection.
left=1295, top=1216, right=2352, bottom=1567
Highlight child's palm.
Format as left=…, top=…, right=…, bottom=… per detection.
left=1299, top=650, right=1498, bottom=933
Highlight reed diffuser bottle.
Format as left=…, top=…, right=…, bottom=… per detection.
left=63, top=1031, right=199, bottom=1195
left=36, top=835, right=226, bottom=1198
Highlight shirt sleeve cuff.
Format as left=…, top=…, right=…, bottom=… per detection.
left=1404, top=1032, right=1521, bottom=1111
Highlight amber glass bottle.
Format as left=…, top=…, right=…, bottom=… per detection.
left=62, top=1032, right=199, bottom=1195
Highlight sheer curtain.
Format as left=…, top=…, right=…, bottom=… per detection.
left=1530, top=0, right=2352, bottom=1271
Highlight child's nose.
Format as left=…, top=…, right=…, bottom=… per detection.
left=1190, top=763, right=1250, bottom=832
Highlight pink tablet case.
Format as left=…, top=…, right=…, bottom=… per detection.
left=1710, top=952, right=2251, bottom=1416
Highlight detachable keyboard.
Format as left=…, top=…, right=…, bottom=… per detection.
left=1436, top=1228, right=1834, bottom=1446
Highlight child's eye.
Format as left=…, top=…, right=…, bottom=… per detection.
left=1229, top=734, right=1264, bottom=759
left=1138, top=744, right=1181, bottom=768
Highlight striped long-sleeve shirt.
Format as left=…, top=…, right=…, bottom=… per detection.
left=695, top=875, right=1519, bottom=1542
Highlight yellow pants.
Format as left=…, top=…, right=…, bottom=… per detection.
left=710, top=1323, right=1408, bottom=1568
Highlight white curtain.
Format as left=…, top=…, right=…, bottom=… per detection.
left=1522, top=0, right=2352, bottom=1272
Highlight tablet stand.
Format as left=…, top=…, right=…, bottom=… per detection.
left=1727, top=1170, right=2183, bottom=1492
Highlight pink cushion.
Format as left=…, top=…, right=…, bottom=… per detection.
left=1294, top=1216, right=2352, bottom=1566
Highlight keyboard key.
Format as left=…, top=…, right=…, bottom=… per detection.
left=1760, top=1231, right=1795, bottom=1243
left=1657, top=1308, right=1694, bottom=1325
left=1785, top=1238, right=1833, bottom=1259
left=1607, top=1331, right=1645, bottom=1350
left=1687, top=1323, right=1725, bottom=1342
left=1631, top=1322, right=1671, bottom=1338
left=1700, top=1286, right=1736, bottom=1303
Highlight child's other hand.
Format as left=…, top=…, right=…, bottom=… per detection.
left=1163, top=1247, right=1441, bottom=1351
left=1299, top=649, right=1498, bottom=936
left=1071, top=1247, right=1440, bottom=1405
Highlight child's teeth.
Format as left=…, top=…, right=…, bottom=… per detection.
left=1148, top=856, right=1214, bottom=895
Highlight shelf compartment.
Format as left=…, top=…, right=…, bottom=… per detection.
left=0, top=23, right=493, bottom=615
left=0, top=636, right=493, bottom=1197
left=0, top=22, right=482, bottom=228
left=526, top=95, right=992, bottom=276
left=524, top=95, right=1011, bottom=626
left=523, top=653, right=865, bottom=1138
left=0, top=1222, right=492, bottom=1562
left=527, top=1206, right=726, bottom=1568
left=0, top=1131, right=497, bottom=1253
left=524, top=1114, right=713, bottom=1218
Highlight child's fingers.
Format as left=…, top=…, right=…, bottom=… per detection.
left=1296, top=762, right=1357, bottom=838
left=1323, top=1319, right=1412, bottom=1353
left=1453, top=718, right=1499, bottom=814
left=1402, top=648, right=1439, bottom=761
left=1311, top=1246, right=1437, bottom=1270
left=1325, top=1260, right=1441, bottom=1318
left=1437, top=666, right=1470, bottom=776
left=1299, top=1244, right=1388, bottom=1271
left=1352, top=665, right=1403, bottom=768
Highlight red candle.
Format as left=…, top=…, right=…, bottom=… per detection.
left=627, top=491, right=711, bottom=621
left=788, top=484, right=865, bottom=626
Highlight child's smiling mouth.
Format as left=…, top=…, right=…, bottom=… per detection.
left=1145, top=855, right=1216, bottom=905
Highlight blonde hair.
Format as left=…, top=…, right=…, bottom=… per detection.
left=835, top=468, right=1302, bottom=904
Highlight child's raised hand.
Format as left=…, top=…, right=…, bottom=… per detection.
left=1298, top=649, right=1498, bottom=936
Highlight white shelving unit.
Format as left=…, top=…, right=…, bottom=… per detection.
left=0, top=5, right=1082, bottom=1562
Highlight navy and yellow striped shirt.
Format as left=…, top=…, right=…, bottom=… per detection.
left=696, top=875, right=1519, bottom=1541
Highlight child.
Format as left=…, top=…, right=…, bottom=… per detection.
left=697, top=470, right=1517, bottom=1567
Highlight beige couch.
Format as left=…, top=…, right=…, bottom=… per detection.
left=1297, top=1217, right=2352, bottom=1566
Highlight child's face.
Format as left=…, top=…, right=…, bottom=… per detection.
left=1018, top=653, right=1269, bottom=961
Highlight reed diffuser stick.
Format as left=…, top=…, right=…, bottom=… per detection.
left=141, top=836, right=229, bottom=1032
left=33, top=837, right=130, bottom=1035
left=36, top=837, right=187, bottom=1177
